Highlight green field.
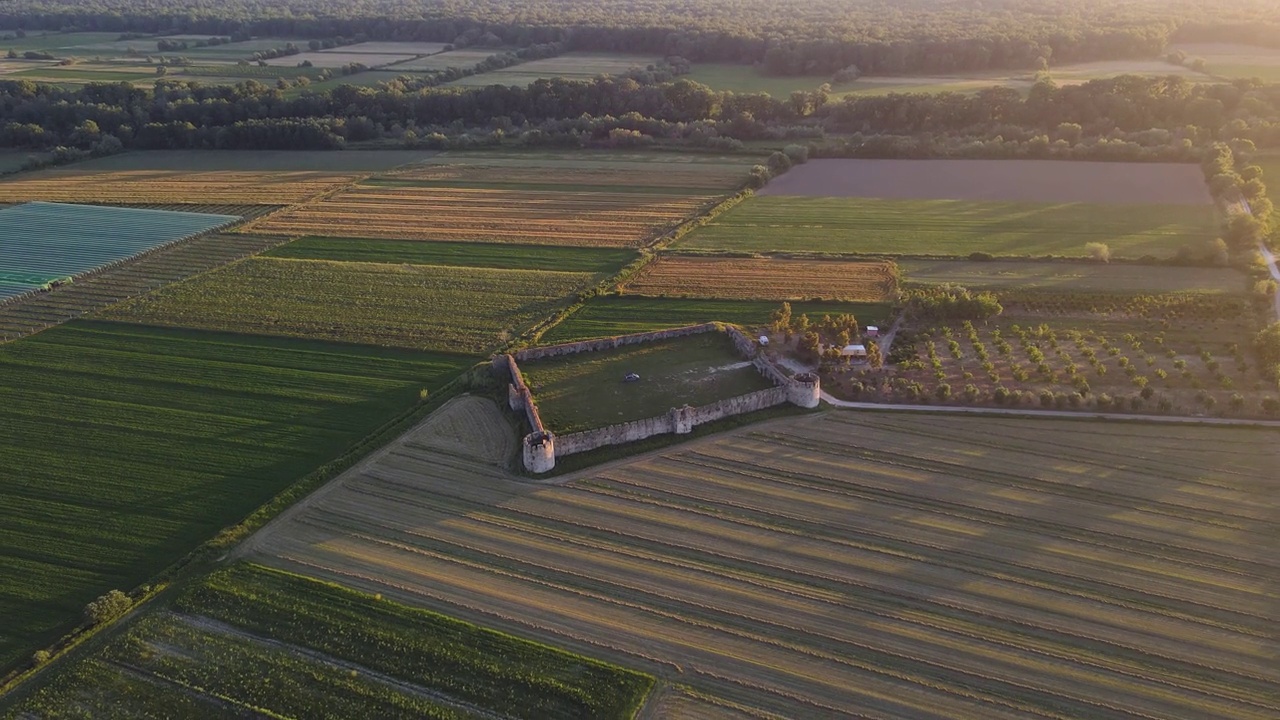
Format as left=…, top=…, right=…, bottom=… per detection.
left=447, top=52, right=658, bottom=87
left=266, top=236, right=635, bottom=273
left=678, top=197, right=1218, bottom=258
left=522, top=332, right=773, bottom=432
left=543, top=295, right=891, bottom=343
left=682, top=63, right=831, bottom=96
left=1258, top=156, right=1280, bottom=205
left=901, top=259, right=1247, bottom=294
left=0, top=31, right=121, bottom=54
left=3, top=563, right=653, bottom=719
left=100, top=257, right=594, bottom=353
left=0, top=321, right=470, bottom=670
left=62, top=148, right=433, bottom=172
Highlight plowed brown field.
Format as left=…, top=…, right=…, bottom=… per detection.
left=248, top=186, right=715, bottom=246
left=625, top=256, right=898, bottom=301
left=245, top=404, right=1277, bottom=719
left=0, top=170, right=360, bottom=205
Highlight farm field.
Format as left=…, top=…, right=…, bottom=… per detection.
left=392, top=48, right=503, bottom=71
left=332, top=41, right=450, bottom=55
left=0, top=233, right=286, bottom=341
left=61, top=149, right=435, bottom=172
left=625, top=256, right=898, bottom=301
left=1258, top=156, right=1280, bottom=205
left=446, top=52, right=658, bottom=86
left=520, top=332, right=774, bottom=433
left=0, top=169, right=361, bottom=205
left=760, top=160, right=1213, bottom=205
left=100, top=257, right=594, bottom=353
left=264, top=51, right=415, bottom=67
left=1168, top=42, right=1280, bottom=81
left=0, top=151, right=39, bottom=174
left=245, top=404, right=1278, bottom=719
left=0, top=203, right=238, bottom=301
left=900, top=259, right=1247, bottom=294
left=0, top=320, right=470, bottom=671
left=0, top=31, right=121, bottom=54
left=684, top=60, right=1213, bottom=98
left=679, top=196, right=1218, bottom=258
left=266, top=236, right=635, bottom=274
left=250, top=184, right=718, bottom=246
left=3, top=563, right=653, bottom=719
left=543, top=296, right=891, bottom=343
left=386, top=150, right=756, bottom=191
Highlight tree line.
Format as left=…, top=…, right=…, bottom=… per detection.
left=1, top=0, right=1279, bottom=76
left=3, top=70, right=1279, bottom=160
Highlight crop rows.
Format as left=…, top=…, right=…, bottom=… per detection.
left=0, top=234, right=285, bottom=341
left=248, top=402, right=1278, bottom=719
left=677, top=197, right=1218, bottom=258
left=248, top=185, right=716, bottom=247
left=99, top=257, right=595, bottom=353
left=625, top=256, right=898, bottom=301
left=0, top=170, right=361, bottom=205
left=388, top=158, right=752, bottom=192
left=0, top=320, right=469, bottom=670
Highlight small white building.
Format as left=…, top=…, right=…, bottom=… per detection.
left=840, top=344, right=867, bottom=359
left=866, top=326, right=879, bottom=338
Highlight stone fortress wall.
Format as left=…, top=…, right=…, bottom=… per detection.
left=498, top=323, right=820, bottom=473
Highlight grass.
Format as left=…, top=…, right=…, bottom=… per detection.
left=519, top=332, right=774, bottom=433
left=266, top=236, right=636, bottom=274
left=1258, top=157, right=1280, bottom=205
left=900, top=259, right=1248, bottom=294
left=0, top=31, right=121, bottom=54
left=4, top=563, right=653, bottom=719
left=99, top=257, right=595, bottom=353
left=683, top=63, right=831, bottom=96
left=0, top=321, right=470, bottom=671
left=678, top=197, right=1219, bottom=258
left=446, top=52, right=658, bottom=86
left=542, top=295, right=893, bottom=343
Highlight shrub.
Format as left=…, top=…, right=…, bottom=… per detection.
left=31, top=650, right=51, bottom=666
left=1086, top=242, right=1111, bottom=263
left=935, top=383, right=952, bottom=400
left=84, top=589, right=132, bottom=625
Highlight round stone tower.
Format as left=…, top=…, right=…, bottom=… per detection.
left=522, top=431, right=556, bottom=474
left=788, top=372, right=821, bottom=408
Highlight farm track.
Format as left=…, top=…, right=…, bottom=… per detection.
left=0, top=233, right=287, bottom=342
left=248, top=401, right=1277, bottom=719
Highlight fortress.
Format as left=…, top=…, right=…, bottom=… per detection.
left=496, top=323, right=820, bottom=473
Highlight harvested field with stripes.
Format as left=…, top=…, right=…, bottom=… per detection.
left=99, top=257, right=594, bottom=353
left=248, top=185, right=717, bottom=247
left=0, top=170, right=360, bottom=205
left=246, top=401, right=1278, bottom=719
left=0, top=234, right=284, bottom=341
left=625, top=256, right=898, bottom=301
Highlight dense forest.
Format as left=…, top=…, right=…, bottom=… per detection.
left=3, top=73, right=1277, bottom=160
left=1, top=0, right=1279, bottom=75
left=2, top=0, right=1280, bottom=160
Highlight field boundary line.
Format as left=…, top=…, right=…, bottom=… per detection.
left=817, top=398, right=1280, bottom=428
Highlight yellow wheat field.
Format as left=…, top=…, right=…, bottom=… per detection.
left=0, top=170, right=361, bottom=205
left=248, top=185, right=717, bottom=246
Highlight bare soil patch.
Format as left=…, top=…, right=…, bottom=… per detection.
left=761, top=159, right=1213, bottom=205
